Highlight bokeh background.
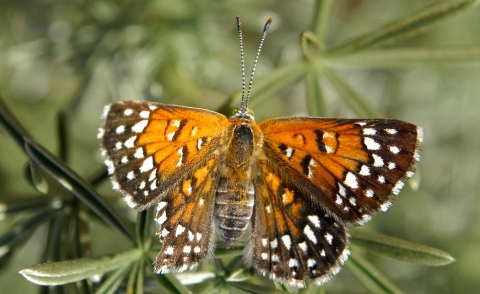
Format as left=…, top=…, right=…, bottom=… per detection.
left=1, top=0, right=479, bottom=293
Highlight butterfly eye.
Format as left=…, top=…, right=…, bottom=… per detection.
left=231, top=108, right=238, bottom=116
left=248, top=109, right=254, bottom=116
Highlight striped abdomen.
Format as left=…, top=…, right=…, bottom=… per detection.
left=214, top=180, right=254, bottom=248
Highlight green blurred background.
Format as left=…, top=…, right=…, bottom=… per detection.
left=1, top=0, right=479, bottom=293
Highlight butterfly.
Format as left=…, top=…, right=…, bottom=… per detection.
left=98, top=16, right=422, bottom=288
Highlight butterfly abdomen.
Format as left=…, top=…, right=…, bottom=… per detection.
left=214, top=180, right=254, bottom=248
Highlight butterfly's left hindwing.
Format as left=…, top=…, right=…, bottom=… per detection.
left=153, top=158, right=217, bottom=273
left=99, top=101, right=229, bottom=210
left=249, top=161, right=349, bottom=287
left=258, top=117, right=422, bottom=224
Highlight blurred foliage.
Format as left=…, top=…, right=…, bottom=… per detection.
left=1, top=0, right=480, bottom=293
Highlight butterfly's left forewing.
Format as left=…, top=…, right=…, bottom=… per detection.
left=99, top=101, right=229, bottom=210
left=258, top=117, right=422, bottom=224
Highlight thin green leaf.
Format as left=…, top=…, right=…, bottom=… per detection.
left=351, top=230, right=455, bottom=266
left=301, top=31, right=325, bottom=61
left=299, top=283, right=325, bottom=294
left=312, top=0, right=335, bottom=40
left=327, top=47, right=480, bottom=68
left=95, top=264, right=132, bottom=294
left=24, top=138, right=136, bottom=243
left=229, top=281, right=287, bottom=294
left=346, top=253, right=402, bottom=294
left=145, top=255, right=192, bottom=294
left=19, top=248, right=142, bottom=286
left=322, top=68, right=383, bottom=118
left=0, top=207, right=60, bottom=253
left=56, top=111, right=69, bottom=162
left=245, top=62, right=307, bottom=109
left=0, top=96, right=32, bottom=150
left=328, top=0, right=480, bottom=55
left=305, top=66, right=328, bottom=117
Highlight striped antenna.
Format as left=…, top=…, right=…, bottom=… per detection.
left=236, top=16, right=273, bottom=110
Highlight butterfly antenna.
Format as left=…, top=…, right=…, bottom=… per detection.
left=244, top=17, right=273, bottom=109
left=236, top=15, right=247, bottom=110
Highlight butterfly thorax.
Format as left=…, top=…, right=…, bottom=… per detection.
left=214, top=116, right=262, bottom=248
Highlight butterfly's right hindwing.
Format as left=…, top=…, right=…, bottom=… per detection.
left=99, top=101, right=229, bottom=210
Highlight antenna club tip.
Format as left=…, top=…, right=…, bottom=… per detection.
left=268, top=17, right=273, bottom=22
left=236, top=15, right=241, bottom=20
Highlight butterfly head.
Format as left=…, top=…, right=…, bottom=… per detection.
left=230, top=107, right=254, bottom=121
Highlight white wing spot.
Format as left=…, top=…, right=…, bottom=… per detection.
left=345, top=172, right=358, bottom=189
left=325, top=233, right=333, bottom=245
left=349, top=197, right=357, bottom=206
left=156, top=211, right=167, bottom=225
left=176, top=148, right=183, bottom=167
left=389, top=146, right=400, bottom=154
left=359, top=165, right=370, bottom=176
left=392, top=181, right=404, bottom=195
left=139, top=156, right=154, bottom=173
left=364, top=137, right=381, bottom=150
left=115, top=142, right=123, bottom=149
left=417, top=127, right=424, bottom=143
left=320, top=249, right=326, bottom=257
left=167, top=132, right=175, bottom=141
left=414, top=149, right=421, bottom=161
left=132, top=120, right=148, bottom=133
left=262, top=238, right=268, bottom=247
left=149, top=170, right=156, bottom=182
left=116, top=125, right=125, bottom=134
left=199, top=198, right=204, bottom=206
left=175, top=225, right=185, bottom=236
left=308, top=215, right=321, bottom=228
left=338, top=183, right=347, bottom=197
left=127, top=171, right=134, bottom=180
left=365, top=189, right=374, bottom=198
left=183, top=245, right=191, bottom=254
left=121, top=156, right=128, bottom=164
left=335, top=194, right=343, bottom=205
left=148, top=105, right=158, bottom=111
left=105, top=160, right=114, bottom=174
left=161, top=229, right=169, bottom=237
left=165, top=246, right=174, bottom=256
left=363, top=128, right=376, bottom=135
left=299, top=242, right=308, bottom=252
left=304, top=225, right=317, bottom=244
left=139, top=110, right=150, bottom=119
left=157, top=201, right=167, bottom=211
left=286, top=147, right=293, bottom=159
left=355, top=121, right=367, bottom=126
left=265, top=205, right=272, bottom=213
left=378, top=175, right=386, bottom=184
left=172, top=119, right=181, bottom=127
left=307, top=259, right=316, bottom=268
left=380, top=201, right=391, bottom=212
left=188, top=231, right=194, bottom=241
left=194, top=246, right=201, bottom=253
left=308, top=158, right=315, bottom=178
left=196, top=233, right=202, bottom=241
left=124, top=136, right=137, bottom=148
left=388, top=162, right=396, bottom=170
left=261, top=252, right=268, bottom=260
left=197, top=138, right=203, bottom=150
left=150, top=181, right=157, bottom=190
left=270, top=238, right=278, bottom=249
left=406, top=171, right=414, bottom=178
left=385, top=128, right=397, bottom=134
left=139, top=181, right=146, bottom=189
left=134, top=148, right=144, bottom=158
left=372, top=154, right=384, bottom=167
left=124, top=109, right=134, bottom=116
left=289, top=259, right=298, bottom=268
left=282, top=235, right=292, bottom=250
